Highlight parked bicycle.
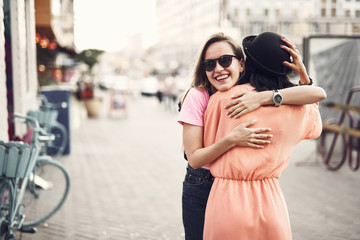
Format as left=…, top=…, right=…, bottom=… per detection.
left=0, top=125, right=40, bottom=239
left=319, top=86, right=360, bottom=171
left=11, top=113, right=70, bottom=232
left=28, top=94, right=68, bottom=159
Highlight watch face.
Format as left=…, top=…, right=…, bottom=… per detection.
left=274, top=95, right=282, bottom=103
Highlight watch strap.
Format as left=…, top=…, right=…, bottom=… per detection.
left=299, top=77, right=313, bottom=86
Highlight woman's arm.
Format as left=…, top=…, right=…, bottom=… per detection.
left=183, top=120, right=272, bottom=169
left=224, top=86, right=326, bottom=118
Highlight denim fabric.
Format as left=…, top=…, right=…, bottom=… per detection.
left=182, top=165, right=214, bottom=240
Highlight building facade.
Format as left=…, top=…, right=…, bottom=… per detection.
left=154, top=0, right=360, bottom=74
left=154, top=0, right=241, bottom=73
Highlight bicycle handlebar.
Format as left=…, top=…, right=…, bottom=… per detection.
left=13, top=112, right=40, bottom=129
left=13, top=112, right=54, bottom=142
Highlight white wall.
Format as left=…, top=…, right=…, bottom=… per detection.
left=10, top=0, right=38, bottom=136
left=0, top=0, right=38, bottom=140
left=0, top=0, right=9, bottom=141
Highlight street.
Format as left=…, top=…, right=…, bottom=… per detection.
left=21, top=91, right=360, bottom=240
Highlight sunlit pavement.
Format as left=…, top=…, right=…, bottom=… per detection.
left=21, top=90, right=360, bottom=240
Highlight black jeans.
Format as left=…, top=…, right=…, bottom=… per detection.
left=182, top=165, right=214, bottom=240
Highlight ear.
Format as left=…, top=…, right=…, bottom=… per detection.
left=239, top=59, right=245, bottom=72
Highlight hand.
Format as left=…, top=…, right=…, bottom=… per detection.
left=280, top=37, right=310, bottom=83
left=224, top=91, right=263, bottom=118
left=229, top=120, right=272, bottom=149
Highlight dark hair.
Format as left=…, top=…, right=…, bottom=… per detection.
left=239, top=58, right=295, bottom=91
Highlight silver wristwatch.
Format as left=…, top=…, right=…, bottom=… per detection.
left=272, top=89, right=283, bottom=107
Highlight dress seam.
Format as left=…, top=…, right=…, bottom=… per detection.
left=215, top=176, right=278, bottom=181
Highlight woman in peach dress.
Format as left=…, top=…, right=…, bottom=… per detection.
left=203, top=32, right=323, bottom=240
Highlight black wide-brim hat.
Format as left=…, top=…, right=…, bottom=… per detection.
left=243, top=32, right=292, bottom=76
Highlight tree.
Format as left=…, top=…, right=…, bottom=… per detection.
left=76, top=49, right=104, bottom=75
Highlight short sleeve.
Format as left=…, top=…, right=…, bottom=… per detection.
left=303, top=104, right=323, bottom=139
left=178, top=88, right=209, bottom=126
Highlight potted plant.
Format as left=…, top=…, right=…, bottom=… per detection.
left=76, top=49, right=104, bottom=118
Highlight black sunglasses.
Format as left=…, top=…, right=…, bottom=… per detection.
left=201, top=55, right=238, bottom=72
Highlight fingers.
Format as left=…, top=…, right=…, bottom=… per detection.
left=281, top=36, right=297, bottom=51
left=239, top=121, right=272, bottom=134
left=280, top=44, right=299, bottom=59
left=242, top=119, right=258, bottom=128
left=282, top=61, right=292, bottom=69
left=252, top=133, right=273, bottom=139
left=247, top=139, right=271, bottom=149
left=253, top=126, right=272, bottom=133
left=230, top=91, right=245, bottom=99
left=224, top=99, right=240, bottom=109
left=247, top=143, right=265, bottom=149
left=250, top=139, right=271, bottom=144
left=233, top=107, right=255, bottom=118
left=224, top=91, right=246, bottom=109
left=228, top=105, right=245, bottom=117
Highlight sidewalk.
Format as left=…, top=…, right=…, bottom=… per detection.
left=21, top=91, right=360, bottom=240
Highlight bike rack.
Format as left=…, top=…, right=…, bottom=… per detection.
left=320, top=86, right=360, bottom=171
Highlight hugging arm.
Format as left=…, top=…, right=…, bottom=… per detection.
left=225, top=86, right=326, bottom=118
left=183, top=120, right=272, bottom=169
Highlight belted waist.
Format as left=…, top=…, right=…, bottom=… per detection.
left=215, top=176, right=278, bottom=182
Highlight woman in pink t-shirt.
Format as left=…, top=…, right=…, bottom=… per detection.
left=178, top=33, right=326, bottom=240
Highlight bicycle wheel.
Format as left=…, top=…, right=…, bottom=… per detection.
left=21, top=157, right=70, bottom=228
left=47, top=123, right=67, bottom=159
left=319, top=129, right=348, bottom=171
left=0, top=180, right=13, bottom=238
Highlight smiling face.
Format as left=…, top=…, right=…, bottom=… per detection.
left=204, top=41, right=244, bottom=92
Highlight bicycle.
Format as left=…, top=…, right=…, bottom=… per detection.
left=13, top=113, right=71, bottom=229
left=319, top=86, right=360, bottom=171
left=27, top=94, right=68, bottom=159
left=0, top=134, right=40, bottom=239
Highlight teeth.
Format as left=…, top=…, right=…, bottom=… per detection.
left=216, top=75, right=228, bottom=81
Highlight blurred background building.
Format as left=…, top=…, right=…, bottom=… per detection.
left=153, top=0, right=360, bottom=74
left=35, top=0, right=76, bottom=86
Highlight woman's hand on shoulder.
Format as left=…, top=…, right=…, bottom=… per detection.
left=224, top=91, right=268, bottom=118
left=228, top=120, right=272, bottom=148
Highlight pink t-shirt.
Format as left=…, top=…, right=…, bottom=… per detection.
left=178, top=87, right=210, bottom=169
left=178, top=88, right=209, bottom=126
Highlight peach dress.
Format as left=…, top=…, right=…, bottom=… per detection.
left=203, top=84, right=322, bottom=240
